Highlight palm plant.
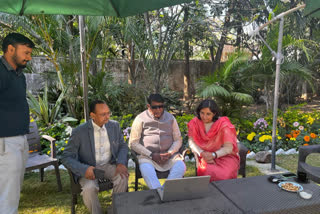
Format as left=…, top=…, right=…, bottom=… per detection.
left=197, top=51, right=254, bottom=118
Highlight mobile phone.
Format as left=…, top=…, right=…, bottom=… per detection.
left=93, top=168, right=105, bottom=179
left=281, top=172, right=296, bottom=178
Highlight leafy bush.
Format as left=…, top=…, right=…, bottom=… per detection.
left=175, top=114, right=194, bottom=147
left=111, top=114, right=135, bottom=143
left=88, top=72, right=146, bottom=117
left=38, top=121, right=73, bottom=159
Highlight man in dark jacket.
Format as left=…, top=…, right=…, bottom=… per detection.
left=62, top=100, right=128, bottom=214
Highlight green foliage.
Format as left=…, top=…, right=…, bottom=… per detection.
left=197, top=51, right=254, bottom=118
left=27, top=85, right=66, bottom=126
left=161, top=87, right=184, bottom=114
left=175, top=114, right=194, bottom=147
left=88, top=71, right=146, bottom=117
left=38, top=121, right=72, bottom=159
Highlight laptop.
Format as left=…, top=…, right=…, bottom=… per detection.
left=156, top=176, right=211, bottom=202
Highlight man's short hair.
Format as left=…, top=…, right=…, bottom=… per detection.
left=2, top=33, right=35, bottom=53
left=89, top=100, right=106, bottom=113
left=147, top=94, right=164, bottom=104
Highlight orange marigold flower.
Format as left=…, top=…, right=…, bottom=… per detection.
left=293, top=134, right=298, bottom=138
left=286, top=134, right=292, bottom=138
left=247, top=150, right=251, bottom=154
left=297, top=130, right=301, bottom=135
left=310, top=133, right=317, bottom=139
left=303, top=143, right=309, bottom=146
left=304, top=135, right=310, bottom=142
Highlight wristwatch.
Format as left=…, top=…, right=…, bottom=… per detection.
left=212, top=151, right=217, bottom=159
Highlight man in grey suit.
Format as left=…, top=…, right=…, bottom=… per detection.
left=62, top=100, right=128, bottom=214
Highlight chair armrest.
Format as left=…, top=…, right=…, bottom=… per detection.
left=181, top=148, right=190, bottom=159
left=130, top=150, right=139, bottom=163
left=298, top=144, right=320, bottom=163
left=191, top=151, right=199, bottom=167
left=41, top=135, right=57, bottom=158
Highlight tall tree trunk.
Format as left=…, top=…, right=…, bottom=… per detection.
left=209, top=45, right=215, bottom=73
left=183, top=6, right=191, bottom=101
left=212, top=1, right=233, bottom=72
left=235, top=24, right=242, bottom=49
left=128, top=40, right=136, bottom=84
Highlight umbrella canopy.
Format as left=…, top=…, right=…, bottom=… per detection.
left=305, top=0, right=320, bottom=18
left=0, top=0, right=191, bottom=16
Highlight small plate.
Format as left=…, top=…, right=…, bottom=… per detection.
left=278, top=181, right=303, bottom=192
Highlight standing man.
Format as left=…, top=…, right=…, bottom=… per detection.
left=0, top=33, right=35, bottom=214
left=61, top=100, right=128, bottom=214
left=129, top=94, right=186, bottom=189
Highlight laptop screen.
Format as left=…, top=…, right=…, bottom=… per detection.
left=157, top=176, right=211, bottom=202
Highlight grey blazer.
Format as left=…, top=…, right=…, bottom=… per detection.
left=61, top=119, right=128, bottom=182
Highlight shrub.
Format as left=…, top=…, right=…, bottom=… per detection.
left=175, top=114, right=194, bottom=147
left=38, top=121, right=73, bottom=159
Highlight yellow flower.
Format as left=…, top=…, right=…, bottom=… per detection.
left=247, top=132, right=256, bottom=141
left=277, top=136, right=282, bottom=140
left=47, top=151, right=51, bottom=155
left=290, top=138, right=296, bottom=141
left=65, top=140, right=68, bottom=144
left=307, top=117, right=314, bottom=125
left=61, top=147, right=65, bottom=151
left=30, top=116, right=34, bottom=122
left=259, top=136, right=264, bottom=142
left=259, top=135, right=272, bottom=142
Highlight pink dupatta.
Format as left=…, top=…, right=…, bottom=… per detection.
left=187, top=116, right=238, bottom=154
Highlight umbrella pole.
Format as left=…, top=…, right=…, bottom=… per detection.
left=271, top=17, right=284, bottom=171
left=79, top=15, right=89, bottom=121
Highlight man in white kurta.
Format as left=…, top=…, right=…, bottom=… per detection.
left=129, top=94, right=186, bottom=189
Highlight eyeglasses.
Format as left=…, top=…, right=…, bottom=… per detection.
left=97, top=112, right=112, bottom=117
left=150, top=105, right=164, bottom=109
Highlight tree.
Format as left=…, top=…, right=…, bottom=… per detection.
left=142, top=7, right=186, bottom=93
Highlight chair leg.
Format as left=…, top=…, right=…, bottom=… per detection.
left=40, top=168, right=44, bottom=182
left=54, top=163, right=62, bottom=192
left=71, top=194, right=77, bottom=214
left=135, top=176, right=138, bottom=191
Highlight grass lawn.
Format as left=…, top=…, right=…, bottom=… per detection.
left=276, top=153, right=320, bottom=173
left=18, top=155, right=318, bottom=214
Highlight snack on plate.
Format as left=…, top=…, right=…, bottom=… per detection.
left=281, top=182, right=299, bottom=192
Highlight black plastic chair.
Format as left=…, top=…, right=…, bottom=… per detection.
left=131, top=146, right=188, bottom=191
left=192, top=141, right=248, bottom=178
left=64, top=166, right=113, bottom=214
left=297, top=144, right=320, bottom=183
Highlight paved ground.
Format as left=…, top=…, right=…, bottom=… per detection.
left=247, top=160, right=289, bottom=175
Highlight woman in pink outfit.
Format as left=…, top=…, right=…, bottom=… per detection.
left=187, top=99, right=239, bottom=182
